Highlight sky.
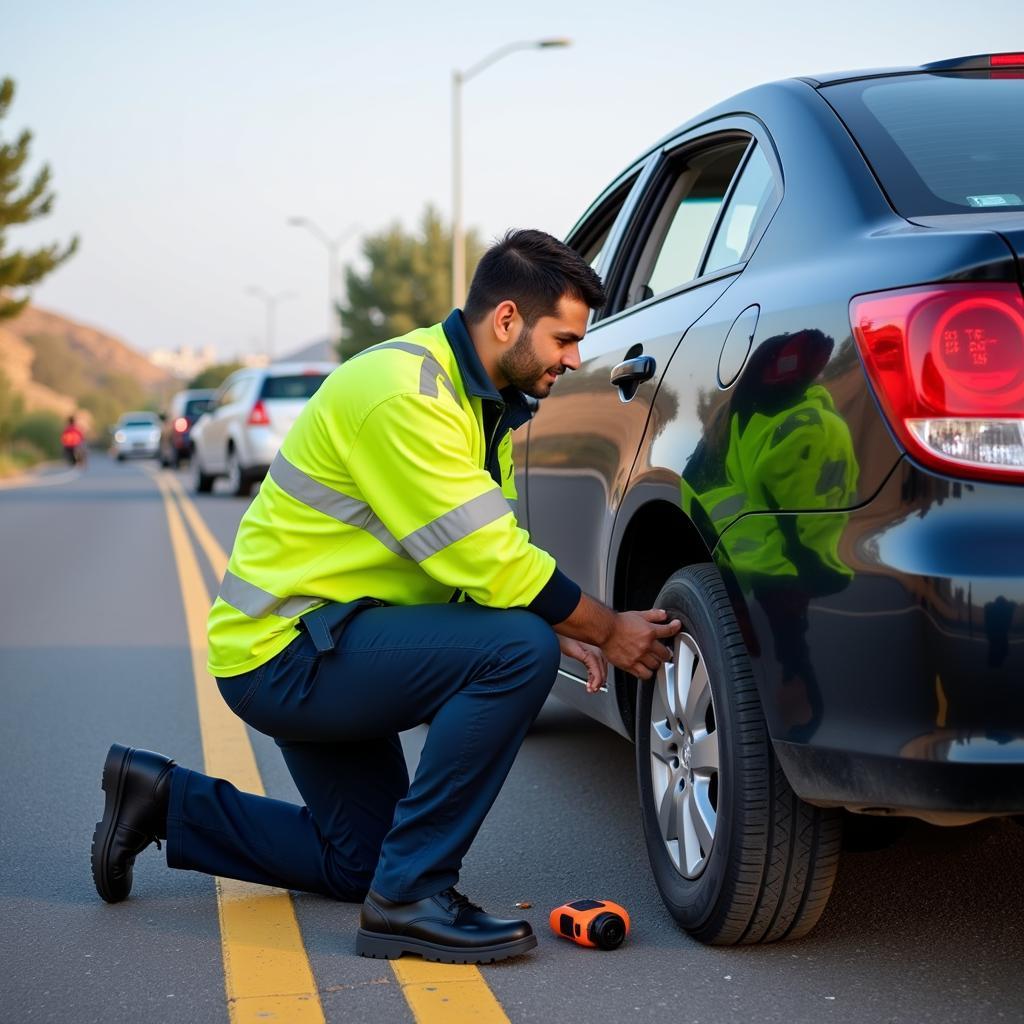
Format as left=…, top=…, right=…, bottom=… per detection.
left=5, top=0, right=1024, bottom=361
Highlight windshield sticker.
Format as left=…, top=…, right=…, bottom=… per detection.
left=966, top=194, right=1023, bottom=207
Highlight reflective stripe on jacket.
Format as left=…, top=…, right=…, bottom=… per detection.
left=206, top=310, right=580, bottom=677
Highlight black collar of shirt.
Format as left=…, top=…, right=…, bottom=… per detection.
left=441, top=309, right=534, bottom=431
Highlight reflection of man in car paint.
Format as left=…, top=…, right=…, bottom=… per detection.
left=683, top=329, right=859, bottom=739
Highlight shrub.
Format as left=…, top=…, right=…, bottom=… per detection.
left=12, top=410, right=65, bottom=460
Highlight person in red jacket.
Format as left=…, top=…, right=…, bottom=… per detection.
left=61, top=416, right=85, bottom=466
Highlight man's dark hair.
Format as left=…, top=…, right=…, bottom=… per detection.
left=463, top=229, right=606, bottom=327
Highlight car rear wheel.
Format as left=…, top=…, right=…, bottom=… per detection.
left=225, top=447, right=251, bottom=498
left=191, top=451, right=214, bottom=494
left=636, top=564, right=842, bottom=944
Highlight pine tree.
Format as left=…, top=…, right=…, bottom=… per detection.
left=337, top=205, right=483, bottom=360
left=0, top=77, right=78, bottom=320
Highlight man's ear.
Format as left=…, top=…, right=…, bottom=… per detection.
left=492, top=300, right=519, bottom=343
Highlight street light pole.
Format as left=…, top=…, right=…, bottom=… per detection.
left=288, top=217, right=360, bottom=344
left=246, top=286, right=295, bottom=363
left=450, top=38, right=571, bottom=310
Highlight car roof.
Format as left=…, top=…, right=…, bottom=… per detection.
left=261, top=361, right=338, bottom=376
left=616, top=52, right=1023, bottom=175
left=118, top=411, right=159, bottom=420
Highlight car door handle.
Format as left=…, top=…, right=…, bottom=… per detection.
left=610, top=355, right=656, bottom=389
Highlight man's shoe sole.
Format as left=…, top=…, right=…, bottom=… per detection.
left=356, top=929, right=537, bottom=964
left=91, top=743, right=133, bottom=903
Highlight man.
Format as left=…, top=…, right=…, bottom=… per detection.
left=61, top=415, right=85, bottom=466
left=92, top=229, right=680, bottom=964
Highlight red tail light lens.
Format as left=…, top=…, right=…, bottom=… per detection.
left=990, top=53, right=1024, bottom=67
left=247, top=400, right=271, bottom=426
left=851, top=283, right=1024, bottom=482
left=173, top=417, right=189, bottom=433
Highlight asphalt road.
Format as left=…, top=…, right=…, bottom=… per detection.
left=2, top=454, right=1023, bottom=1024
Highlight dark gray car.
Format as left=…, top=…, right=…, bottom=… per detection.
left=519, top=52, right=1024, bottom=944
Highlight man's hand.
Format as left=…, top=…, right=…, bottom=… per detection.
left=555, top=594, right=681, bottom=681
left=603, top=609, right=680, bottom=680
left=558, top=636, right=607, bottom=693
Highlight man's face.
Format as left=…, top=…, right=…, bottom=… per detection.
left=497, top=295, right=589, bottom=399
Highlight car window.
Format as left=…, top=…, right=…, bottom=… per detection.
left=570, top=172, right=640, bottom=273
left=121, top=418, right=157, bottom=428
left=626, top=141, right=749, bottom=306
left=703, top=144, right=778, bottom=274
left=184, top=398, right=212, bottom=418
left=822, top=71, right=1024, bottom=216
left=219, top=377, right=248, bottom=406
left=260, top=374, right=329, bottom=400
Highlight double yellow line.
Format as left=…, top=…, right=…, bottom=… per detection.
left=152, top=468, right=512, bottom=1024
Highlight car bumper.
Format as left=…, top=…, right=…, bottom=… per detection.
left=115, top=443, right=159, bottom=458
left=241, top=428, right=282, bottom=471
left=719, top=457, right=1024, bottom=818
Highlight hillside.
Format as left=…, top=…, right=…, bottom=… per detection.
left=0, top=303, right=175, bottom=440
left=0, top=324, right=78, bottom=420
left=4, top=304, right=172, bottom=393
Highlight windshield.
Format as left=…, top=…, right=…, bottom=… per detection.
left=823, top=72, right=1024, bottom=217
left=121, top=418, right=158, bottom=428
left=260, top=374, right=329, bottom=400
left=184, top=398, right=212, bottom=418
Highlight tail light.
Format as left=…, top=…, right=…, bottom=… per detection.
left=851, top=283, right=1024, bottom=483
left=173, top=416, right=189, bottom=433
left=247, top=400, right=271, bottom=426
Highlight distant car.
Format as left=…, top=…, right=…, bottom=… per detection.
left=190, top=363, right=336, bottom=496
left=159, top=388, right=215, bottom=468
left=112, top=412, right=161, bottom=461
left=522, top=53, right=1024, bottom=944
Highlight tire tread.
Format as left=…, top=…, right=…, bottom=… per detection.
left=639, top=563, right=841, bottom=946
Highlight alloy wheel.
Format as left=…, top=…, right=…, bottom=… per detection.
left=649, top=632, right=720, bottom=878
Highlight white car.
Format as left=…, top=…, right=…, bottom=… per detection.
left=112, top=412, right=161, bottom=461
left=190, top=362, right=336, bottom=496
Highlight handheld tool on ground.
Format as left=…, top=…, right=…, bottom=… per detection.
left=549, top=899, right=630, bottom=950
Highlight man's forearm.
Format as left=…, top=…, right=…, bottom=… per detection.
left=553, top=592, right=617, bottom=647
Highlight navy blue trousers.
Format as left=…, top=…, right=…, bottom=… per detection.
left=166, top=603, right=560, bottom=902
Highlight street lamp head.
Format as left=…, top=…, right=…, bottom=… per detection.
left=537, top=38, right=571, bottom=48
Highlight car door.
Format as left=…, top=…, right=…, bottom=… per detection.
left=527, top=127, right=757, bottom=606
left=201, top=372, right=252, bottom=473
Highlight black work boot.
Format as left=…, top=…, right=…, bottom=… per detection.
left=357, top=887, right=536, bottom=964
left=91, top=743, right=176, bottom=903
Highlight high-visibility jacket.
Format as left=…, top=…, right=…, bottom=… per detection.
left=207, top=310, right=581, bottom=677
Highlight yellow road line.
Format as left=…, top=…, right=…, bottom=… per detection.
left=160, top=469, right=514, bottom=1024
left=162, top=470, right=228, bottom=576
left=155, top=471, right=325, bottom=1023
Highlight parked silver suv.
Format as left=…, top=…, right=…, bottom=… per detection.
left=190, top=362, right=336, bottom=496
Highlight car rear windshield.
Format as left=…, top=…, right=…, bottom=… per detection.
left=122, top=418, right=157, bottom=428
left=822, top=72, right=1024, bottom=217
left=260, top=374, right=329, bottom=400
left=184, top=398, right=211, bottom=418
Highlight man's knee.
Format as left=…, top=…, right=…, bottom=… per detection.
left=497, top=610, right=561, bottom=682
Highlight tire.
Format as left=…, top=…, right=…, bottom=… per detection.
left=636, top=564, right=842, bottom=945
left=225, top=447, right=251, bottom=498
left=116, top=453, right=125, bottom=462
left=191, top=450, right=215, bottom=494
